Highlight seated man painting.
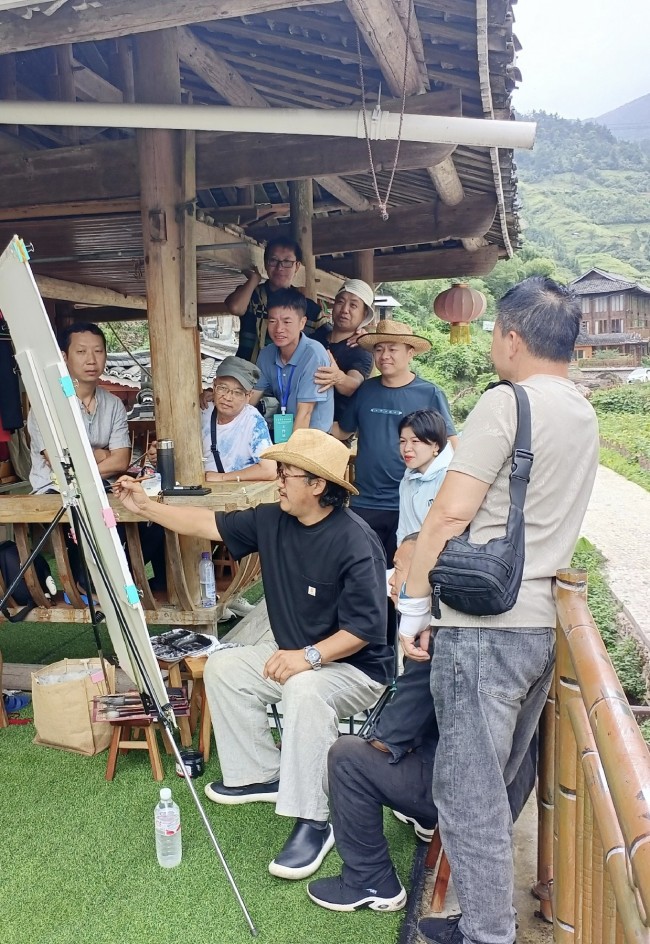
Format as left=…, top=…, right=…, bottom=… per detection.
left=113, top=429, right=392, bottom=881
left=249, top=289, right=334, bottom=435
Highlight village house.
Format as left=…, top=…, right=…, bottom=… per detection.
left=570, top=268, right=650, bottom=364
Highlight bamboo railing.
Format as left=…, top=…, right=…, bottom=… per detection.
left=536, top=568, right=650, bottom=944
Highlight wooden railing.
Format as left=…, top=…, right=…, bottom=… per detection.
left=536, top=568, right=650, bottom=944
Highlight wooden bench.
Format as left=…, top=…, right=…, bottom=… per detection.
left=0, top=481, right=276, bottom=627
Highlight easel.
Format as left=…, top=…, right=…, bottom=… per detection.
left=0, top=236, right=258, bottom=936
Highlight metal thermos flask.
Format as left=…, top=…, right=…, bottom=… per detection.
left=158, top=440, right=176, bottom=490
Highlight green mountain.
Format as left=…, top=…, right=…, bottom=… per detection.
left=515, top=111, right=650, bottom=284
left=596, top=94, right=650, bottom=144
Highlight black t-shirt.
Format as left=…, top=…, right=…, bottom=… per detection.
left=215, top=503, right=392, bottom=684
left=322, top=335, right=374, bottom=422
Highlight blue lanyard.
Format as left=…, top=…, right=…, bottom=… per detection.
left=276, top=364, right=296, bottom=414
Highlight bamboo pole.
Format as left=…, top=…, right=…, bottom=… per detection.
left=556, top=568, right=650, bottom=924
left=577, top=746, right=588, bottom=944
left=554, top=569, right=584, bottom=944
left=591, top=823, right=604, bottom=944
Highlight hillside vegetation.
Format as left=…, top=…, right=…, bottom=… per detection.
left=516, top=112, right=650, bottom=283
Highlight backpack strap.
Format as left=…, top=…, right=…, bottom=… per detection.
left=486, top=379, right=534, bottom=513
left=209, top=407, right=226, bottom=475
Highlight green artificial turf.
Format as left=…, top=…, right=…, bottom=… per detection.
left=1, top=587, right=415, bottom=944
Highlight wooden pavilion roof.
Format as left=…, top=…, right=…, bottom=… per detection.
left=0, top=0, right=524, bottom=303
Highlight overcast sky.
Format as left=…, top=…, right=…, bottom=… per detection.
left=512, top=0, right=650, bottom=119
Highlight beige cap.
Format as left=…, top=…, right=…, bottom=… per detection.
left=337, top=279, right=375, bottom=312
left=262, top=428, right=358, bottom=495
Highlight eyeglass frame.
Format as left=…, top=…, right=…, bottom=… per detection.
left=213, top=383, right=248, bottom=400
left=276, top=466, right=313, bottom=484
left=266, top=257, right=298, bottom=269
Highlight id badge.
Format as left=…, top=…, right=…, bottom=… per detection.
left=273, top=412, right=294, bottom=443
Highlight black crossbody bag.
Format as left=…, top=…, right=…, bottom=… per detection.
left=428, top=380, right=534, bottom=619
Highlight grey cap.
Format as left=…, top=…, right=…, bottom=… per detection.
left=215, top=355, right=260, bottom=391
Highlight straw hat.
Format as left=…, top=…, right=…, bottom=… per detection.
left=262, top=429, right=358, bottom=495
left=357, top=319, right=431, bottom=354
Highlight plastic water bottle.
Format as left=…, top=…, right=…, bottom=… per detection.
left=154, top=787, right=182, bottom=868
left=199, top=551, right=216, bottom=608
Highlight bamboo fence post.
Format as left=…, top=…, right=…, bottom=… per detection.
left=554, top=568, right=586, bottom=944
left=536, top=676, right=556, bottom=921
left=591, top=823, right=604, bottom=944
left=576, top=746, right=588, bottom=944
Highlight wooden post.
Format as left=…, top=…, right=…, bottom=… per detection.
left=55, top=45, right=79, bottom=146
left=0, top=54, right=18, bottom=137
left=352, top=248, right=375, bottom=289
left=133, top=29, right=206, bottom=608
left=289, top=179, right=315, bottom=300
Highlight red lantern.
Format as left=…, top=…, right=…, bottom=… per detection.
left=433, top=282, right=487, bottom=344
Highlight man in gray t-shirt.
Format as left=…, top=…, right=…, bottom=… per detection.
left=28, top=323, right=130, bottom=493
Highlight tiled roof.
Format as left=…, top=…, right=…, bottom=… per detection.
left=570, top=269, right=650, bottom=296
left=102, top=337, right=237, bottom=390
left=577, top=332, right=649, bottom=346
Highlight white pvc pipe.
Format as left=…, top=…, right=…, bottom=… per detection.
left=0, top=100, right=536, bottom=150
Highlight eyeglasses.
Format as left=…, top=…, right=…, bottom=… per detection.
left=267, top=257, right=297, bottom=269
left=214, top=384, right=247, bottom=400
left=276, top=468, right=310, bottom=484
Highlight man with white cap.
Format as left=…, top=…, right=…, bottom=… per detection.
left=313, top=279, right=375, bottom=423
left=113, top=429, right=392, bottom=882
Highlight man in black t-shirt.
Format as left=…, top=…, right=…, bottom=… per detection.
left=313, top=278, right=375, bottom=423
left=113, top=429, right=391, bottom=883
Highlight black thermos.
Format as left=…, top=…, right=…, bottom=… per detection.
left=158, top=439, right=176, bottom=490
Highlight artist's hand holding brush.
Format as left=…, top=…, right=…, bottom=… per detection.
left=113, top=476, right=153, bottom=516
left=113, top=475, right=221, bottom=542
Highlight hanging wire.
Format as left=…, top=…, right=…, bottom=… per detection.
left=356, top=0, right=413, bottom=221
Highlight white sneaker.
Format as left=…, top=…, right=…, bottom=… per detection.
left=392, top=809, right=436, bottom=842
left=216, top=607, right=236, bottom=622
left=228, top=597, right=256, bottom=617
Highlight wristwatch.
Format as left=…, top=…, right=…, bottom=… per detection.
left=304, top=645, right=322, bottom=670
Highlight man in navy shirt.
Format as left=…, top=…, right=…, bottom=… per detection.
left=113, top=429, right=391, bottom=882
left=333, top=320, right=456, bottom=638
left=250, top=288, right=334, bottom=435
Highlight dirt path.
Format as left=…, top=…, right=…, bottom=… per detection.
left=582, top=465, right=650, bottom=648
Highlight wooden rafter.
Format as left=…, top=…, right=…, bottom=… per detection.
left=178, top=27, right=370, bottom=213
left=328, top=244, right=500, bottom=281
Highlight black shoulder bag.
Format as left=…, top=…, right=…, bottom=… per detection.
left=428, top=380, right=534, bottom=619
left=210, top=408, right=226, bottom=474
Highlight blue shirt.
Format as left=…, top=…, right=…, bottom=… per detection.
left=255, top=333, right=334, bottom=433
left=340, top=375, right=456, bottom=510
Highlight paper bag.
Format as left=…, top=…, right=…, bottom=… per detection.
left=32, top=658, right=116, bottom=756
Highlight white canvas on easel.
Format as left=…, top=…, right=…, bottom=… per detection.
left=0, top=236, right=168, bottom=711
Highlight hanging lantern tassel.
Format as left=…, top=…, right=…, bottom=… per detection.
left=433, top=282, right=487, bottom=344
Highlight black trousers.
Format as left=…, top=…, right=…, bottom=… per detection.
left=351, top=506, right=399, bottom=644
left=327, top=731, right=538, bottom=889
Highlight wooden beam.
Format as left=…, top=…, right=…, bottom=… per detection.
left=328, top=245, right=500, bottom=281
left=0, top=197, right=141, bottom=222
left=72, top=59, right=124, bottom=104
left=35, top=274, right=147, bottom=309
left=0, top=0, right=340, bottom=56
left=289, top=179, right=315, bottom=299
left=55, top=45, right=79, bottom=146
left=344, top=0, right=424, bottom=96
left=252, top=194, right=497, bottom=255
left=314, top=175, right=371, bottom=212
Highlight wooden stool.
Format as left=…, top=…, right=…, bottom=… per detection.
left=156, top=659, right=193, bottom=748
left=105, top=717, right=165, bottom=782
left=183, top=655, right=212, bottom=762
left=425, top=826, right=451, bottom=912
